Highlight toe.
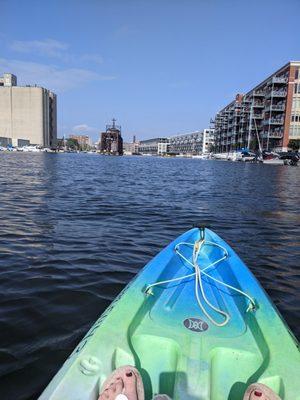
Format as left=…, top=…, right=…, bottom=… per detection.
left=98, top=375, right=125, bottom=400
left=99, top=388, right=110, bottom=399
left=115, top=377, right=124, bottom=394
left=123, top=368, right=138, bottom=399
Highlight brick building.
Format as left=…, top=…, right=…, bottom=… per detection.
left=213, top=61, right=300, bottom=153
left=69, top=134, right=91, bottom=148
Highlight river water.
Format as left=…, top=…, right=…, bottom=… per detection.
left=0, top=153, right=299, bottom=400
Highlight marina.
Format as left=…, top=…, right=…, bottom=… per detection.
left=1, top=1, right=299, bottom=399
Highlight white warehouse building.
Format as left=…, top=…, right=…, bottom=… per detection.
left=0, top=73, right=57, bottom=148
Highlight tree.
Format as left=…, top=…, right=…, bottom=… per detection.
left=288, top=139, right=300, bottom=150
left=66, top=138, right=79, bottom=150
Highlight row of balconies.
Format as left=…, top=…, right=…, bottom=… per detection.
left=216, top=126, right=285, bottom=138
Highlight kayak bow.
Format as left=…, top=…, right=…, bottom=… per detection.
left=40, top=228, right=300, bottom=400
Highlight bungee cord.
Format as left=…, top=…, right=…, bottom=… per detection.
left=145, top=236, right=256, bottom=327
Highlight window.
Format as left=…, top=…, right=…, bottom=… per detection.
left=295, top=68, right=299, bottom=80
left=289, top=125, right=300, bottom=137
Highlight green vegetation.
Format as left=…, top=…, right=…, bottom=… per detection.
left=66, top=138, right=80, bottom=150
left=288, top=139, right=300, bottom=150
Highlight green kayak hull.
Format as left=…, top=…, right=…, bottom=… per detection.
left=39, top=228, right=300, bottom=399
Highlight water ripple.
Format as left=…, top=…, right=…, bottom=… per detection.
left=0, top=153, right=299, bottom=399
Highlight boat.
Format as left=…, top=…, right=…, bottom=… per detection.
left=39, top=228, right=300, bottom=400
left=20, top=145, right=42, bottom=152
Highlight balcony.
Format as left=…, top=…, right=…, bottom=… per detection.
left=266, top=90, right=287, bottom=98
left=271, top=76, right=288, bottom=84
left=253, top=113, right=263, bottom=119
left=263, top=118, right=284, bottom=125
left=253, top=102, right=264, bottom=108
left=270, top=117, right=284, bottom=125
left=253, top=90, right=265, bottom=97
left=262, top=131, right=283, bottom=139
left=265, top=104, right=285, bottom=112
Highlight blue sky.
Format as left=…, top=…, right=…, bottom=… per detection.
left=1, top=0, right=300, bottom=142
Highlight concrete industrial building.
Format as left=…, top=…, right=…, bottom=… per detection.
left=168, top=129, right=214, bottom=155
left=100, top=119, right=123, bottom=155
left=0, top=73, right=57, bottom=148
left=213, top=61, right=300, bottom=153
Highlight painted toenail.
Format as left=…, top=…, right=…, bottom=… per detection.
left=254, top=391, right=262, bottom=397
left=126, top=371, right=133, bottom=377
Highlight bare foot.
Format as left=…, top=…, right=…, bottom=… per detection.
left=244, top=383, right=281, bottom=400
left=99, top=368, right=138, bottom=400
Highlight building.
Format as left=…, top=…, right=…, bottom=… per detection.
left=0, top=73, right=57, bottom=148
left=123, top=136, right=140, bottom=155
left=168, top=129, right=214, bottom=155
left=138, top=138, right=169, bottom=155
left=69, top=134, right=92, bottom=149
left=100, top=119, right=123, bottom=155
left=213, top=61, right=300, bottom=153
left=0, top=73, right=17, bottom=87
left=202, top=128, right=215, bottom=153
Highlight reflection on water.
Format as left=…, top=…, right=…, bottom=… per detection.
left=0, top=153, right=299, bottom=400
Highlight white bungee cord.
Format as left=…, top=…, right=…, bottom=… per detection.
left=145, top=234, right=256, bottom=327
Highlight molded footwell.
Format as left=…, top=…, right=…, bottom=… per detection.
left=210, top=347, right=262, bottom=400
left=132, top=334, right=180, bottom=399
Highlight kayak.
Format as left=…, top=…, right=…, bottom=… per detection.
left=39, top=228, right=300, bottom=400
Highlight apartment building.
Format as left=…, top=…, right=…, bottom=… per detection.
left=0, top=73, right=57, bottom=148
left=168, top=129, right=214, bottom=155
left=138, top=138, right=169, bottom=155
left=213, top=61, right=300, bottom=153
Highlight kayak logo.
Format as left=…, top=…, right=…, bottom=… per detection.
left=183, top=317, right=208, bottom=332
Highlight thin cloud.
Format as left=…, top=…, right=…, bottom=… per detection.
left=72, top=124, right=99, bottom=133
left=10, top=38, right=68, bottom=58
left=9, top=38, right=104, bottom=65
left=80, top=54, right=103, bottom=65
left=0, top=58, right=116, bottom=92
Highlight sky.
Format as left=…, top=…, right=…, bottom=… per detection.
left=1, top=0, right=300, bottom=142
